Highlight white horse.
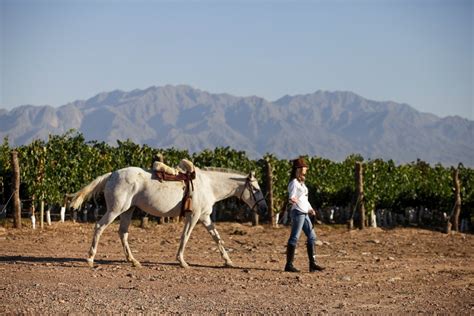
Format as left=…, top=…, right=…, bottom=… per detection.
left=69, top=166, right=268, bottom=268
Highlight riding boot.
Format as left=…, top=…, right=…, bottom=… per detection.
left=284, top=244, right=300, bottom=272
left=307, top=242, right=325, bottom=272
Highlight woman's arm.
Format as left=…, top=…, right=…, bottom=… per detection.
left=288, top=180, right=299, bottom=204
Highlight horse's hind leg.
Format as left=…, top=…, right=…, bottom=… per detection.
left=87, top=211, right=121, bottom=267
left=118, top=208, right=141, bottom=268
left=201, top=215, right=234, bottom=267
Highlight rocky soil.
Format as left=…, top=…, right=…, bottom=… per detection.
left=1, top=221, right=473, bottom=314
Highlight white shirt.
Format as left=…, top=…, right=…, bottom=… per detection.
left=288, top=178, right=313, bottom=214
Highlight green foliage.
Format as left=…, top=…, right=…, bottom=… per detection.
left=0, top=137, right=11, bottom=175
left=193, top=147, right=255, bottom=173
left=307, top=156, right=354, bottom=208
left=0, top=130, right=472, bottom=220
left=0, top=137, right=12, bottom=203
left=262, top=153, right=291, bottom=213
left=459, top=164, right=474, bottom=217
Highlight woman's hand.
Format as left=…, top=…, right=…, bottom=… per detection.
left=290, top=196, right=299, bottom=204
left=308, top=209, right=316, bottom=216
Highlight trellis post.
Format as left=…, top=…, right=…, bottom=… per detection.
left=40, top=198, right=44, bottom=229
left=11, top=150, right=21, bottom=229
left=355, top=162, right=365, bottom=229
left=451, top=168, right=461, bottom=232
left=265, top=160, right=275, bottom=227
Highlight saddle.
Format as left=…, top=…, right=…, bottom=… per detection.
left=152, top=159, right=196, bottom=216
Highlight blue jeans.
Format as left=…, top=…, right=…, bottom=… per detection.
left=287, top=209, right=316, bottom=247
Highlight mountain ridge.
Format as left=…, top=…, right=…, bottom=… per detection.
left=1, top=85, right=472, bottom=166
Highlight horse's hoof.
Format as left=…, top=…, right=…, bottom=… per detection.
left=179, top=261, right=190, bottom=269
left=86, top=258, right=94, bottom=268
left=224, top=261, right=235, bottom=268
left=132, top=260, right=142, bottom=268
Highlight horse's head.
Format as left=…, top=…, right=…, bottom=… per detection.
left=239, top=171, right=268, bottom=220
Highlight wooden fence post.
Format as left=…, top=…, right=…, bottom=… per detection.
left=11, top=150, right=21, bottom=229
left=46, top=206, right=51, bottom=226
left=252, top=211, right=259, bottom=226
left=72, top=207, right=78, bottom=222
left=92, top=195, right=99, bottom=221
left=355, top=162, right=365, bottom=229
left=38, top=146, right=46, bottom=228
left=140, top=214, right=149, bottom=228
left=82, top=204, right=88, bottom=223
left=30, top=200, right=36, bottom=229
left=60, top=195, right=67, bottom=222
left=451, top=168, right=461, bottom=232
left=265, top=160, right=275, bottom=227
left=40, top=199, right=44, bottom=229
left=252, top=165, right=260, bottom=226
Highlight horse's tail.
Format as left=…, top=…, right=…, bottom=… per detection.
left=68, top=172, right=112, bottom=209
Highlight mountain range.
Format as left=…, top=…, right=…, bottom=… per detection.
left=1, top=85, right=473, bottom=166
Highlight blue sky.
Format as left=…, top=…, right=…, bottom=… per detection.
left=1, top=0, right=472, bottom=119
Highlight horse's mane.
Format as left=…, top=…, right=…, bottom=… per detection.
left=202, top=167, right=247, bottom=176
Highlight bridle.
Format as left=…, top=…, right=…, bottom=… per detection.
left=240, top=177, right=266, bottom=212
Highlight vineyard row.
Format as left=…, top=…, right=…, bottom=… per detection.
left=0, top=130, right=472, bottom=231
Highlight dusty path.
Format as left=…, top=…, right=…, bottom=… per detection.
left=1, top=221, right=473, bottom=314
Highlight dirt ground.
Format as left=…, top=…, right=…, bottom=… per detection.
left=0, top=220, right=473, bottom=314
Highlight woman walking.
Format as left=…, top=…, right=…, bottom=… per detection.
left=285, top=157, right=325, bottom=273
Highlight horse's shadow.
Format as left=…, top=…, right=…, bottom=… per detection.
left=0, top=255, right=278, bottom=272
left=0, top=255, right=122, bottom=267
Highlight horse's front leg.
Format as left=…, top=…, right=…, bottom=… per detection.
left=201, top=215, right=234, bottom=267
left=176, top=212, right=200, bottom=268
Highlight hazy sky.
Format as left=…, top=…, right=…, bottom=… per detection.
left=1, top=0, right=472, bottom=119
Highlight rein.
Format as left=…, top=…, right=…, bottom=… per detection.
left=240, top=178, right=266, bottom=212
